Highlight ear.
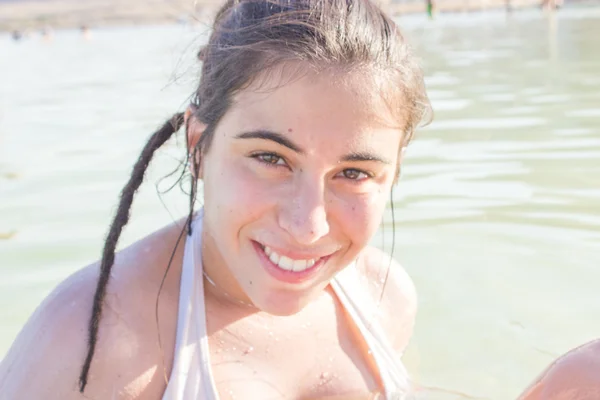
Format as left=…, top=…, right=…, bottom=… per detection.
left=184, top=105, right=207, bottom=179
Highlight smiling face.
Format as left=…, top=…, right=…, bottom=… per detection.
left=196, top=69, right=405, bottom=315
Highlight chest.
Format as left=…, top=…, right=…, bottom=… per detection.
left=205, top=291, right=383, bottom=400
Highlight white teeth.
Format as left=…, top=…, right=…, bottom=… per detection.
left=292, top=259, right=307, bottom=272
left=278, top=255, right=295, bottom=271
left=267, top=250, right=279, bottom=265
left=262, top=245, right=319, bottom=272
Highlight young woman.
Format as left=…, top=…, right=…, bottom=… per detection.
left=0, top=0, right=431, bottom=399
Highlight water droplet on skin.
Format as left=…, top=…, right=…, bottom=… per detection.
left=379, top=278, right=386, bottom=284
left=328, top=356, right=334, bottom=362
left=320, top=372, right=330, bottom=380
left=268, top=331, right=274, bottom=337
left=219, top=339, right=225, bottom=345
left=243, top=346, right=254, bottom=355
left=232, top=347, right=237, bottom=351
left=275, top=337, right=280, bottom=342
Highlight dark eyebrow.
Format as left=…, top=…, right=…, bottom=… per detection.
left=341, top=151, right=391, bottom=165
left=236, top=130, right=391, bottom=164
left=235, top=130, right=305, bottom=154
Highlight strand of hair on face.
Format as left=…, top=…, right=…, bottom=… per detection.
left=378, top=189, right=396, bottom=306
left=79, top=112, right=184, bottom=393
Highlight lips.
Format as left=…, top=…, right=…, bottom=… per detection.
left=263, top=245, right=319, bottom=272
left=252, top=241, right=334, bottom=284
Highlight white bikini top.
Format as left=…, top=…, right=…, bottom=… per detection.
left=162, top=210, right=412, bottom=400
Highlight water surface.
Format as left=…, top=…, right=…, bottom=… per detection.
left=1, top=8, right=599, bottom=399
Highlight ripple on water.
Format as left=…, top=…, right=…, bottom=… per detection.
left=498, top=106, right=541, bottom=115
left=428, top=117, right=546, bottom=130
left=430, top=99, right=472, bottom=111
left=481, top=93, right=517, bottom=103
left=425, top=74, right=460, bottom=87
left=565, top=108, right=600, bottom=118
left=528, top=94, right=572, bottom=104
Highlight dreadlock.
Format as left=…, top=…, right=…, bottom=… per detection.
left=78, top=113, right=184, bottom=392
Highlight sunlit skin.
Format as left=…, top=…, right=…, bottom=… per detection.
left=518, top=339, right=600, bottom=400
left=0, top=68, right=418, bottom=400
left=194, top=70, right=404, bottom=316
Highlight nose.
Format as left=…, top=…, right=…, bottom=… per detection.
left=278, top=178, right=330, bottom=245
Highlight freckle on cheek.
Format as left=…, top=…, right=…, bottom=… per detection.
left=288, top=128, right=293, bottom=132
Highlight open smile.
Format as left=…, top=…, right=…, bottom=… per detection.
left=252, top=241, right=334, bottom=284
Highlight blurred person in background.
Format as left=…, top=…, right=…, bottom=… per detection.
left=519, top=339, right=600, bottom=400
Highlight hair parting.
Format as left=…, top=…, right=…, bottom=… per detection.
left=79, top=113, right=184, bottom=393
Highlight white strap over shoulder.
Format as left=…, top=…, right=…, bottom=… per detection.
left=162, top=210, right=220, bottom=400
left=331, top=263, right=413, bottom=399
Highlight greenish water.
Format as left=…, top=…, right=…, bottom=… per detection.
left=1, top=8, right=599, bottom=399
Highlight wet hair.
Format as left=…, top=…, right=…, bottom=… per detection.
left=79, top=0, right=431, bottom=393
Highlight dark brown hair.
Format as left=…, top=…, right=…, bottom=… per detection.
left=79, top=0, right=431, bottom=392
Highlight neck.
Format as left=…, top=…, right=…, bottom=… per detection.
left=199, top=230, right=258, bottom=311
left=202, top=266, right=257, bottom=310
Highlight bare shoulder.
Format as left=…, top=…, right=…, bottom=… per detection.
left=356, top=246, right=418, bottom=354
left=518, top=339, right=600, bottom=400
left=0, top=220, right=186, bottom=399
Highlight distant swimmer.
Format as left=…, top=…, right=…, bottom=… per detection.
left=541, top=0, right=563, bottom=10
left=11, top=30, right=23, bottom=41
left=426, top=0, right=436, bottom=18
left=80, top=25, right=91, bottom=39
left=41, top=26, right=54, bottom=41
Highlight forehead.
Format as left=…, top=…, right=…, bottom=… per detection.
left=226, top=69, right=403, bottom=145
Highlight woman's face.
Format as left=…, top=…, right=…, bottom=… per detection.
left=198, top=71, right=404, bottom=315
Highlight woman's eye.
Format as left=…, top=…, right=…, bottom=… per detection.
left=254, top=153, right=286, bottom=166
left=340, top=169, right=370, bottom=181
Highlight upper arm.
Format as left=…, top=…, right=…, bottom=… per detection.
left=0, top=269, right=97, bottom=399
left=358, top=246, right=418, bottom=354
left=518, top=339, right=600, bottom=400
left=0, top=264, right=167, bottom=400
left=0, top=223, right=184, bottom=400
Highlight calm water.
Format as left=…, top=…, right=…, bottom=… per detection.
left=1, top=7, right=599, bottom=400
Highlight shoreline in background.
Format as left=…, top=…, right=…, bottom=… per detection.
left=2, top=0, right=598, bottom=33
left=0, top=0, right=217, bottom=33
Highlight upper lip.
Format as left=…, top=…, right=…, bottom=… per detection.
left=254, top=240, right=337, bottom=260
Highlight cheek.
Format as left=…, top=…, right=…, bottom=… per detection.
left=334, top=189, right=388, bottom=248
left=205, top=160, right=268, bottom=209
left=202, top=156, right=276, bottom=244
